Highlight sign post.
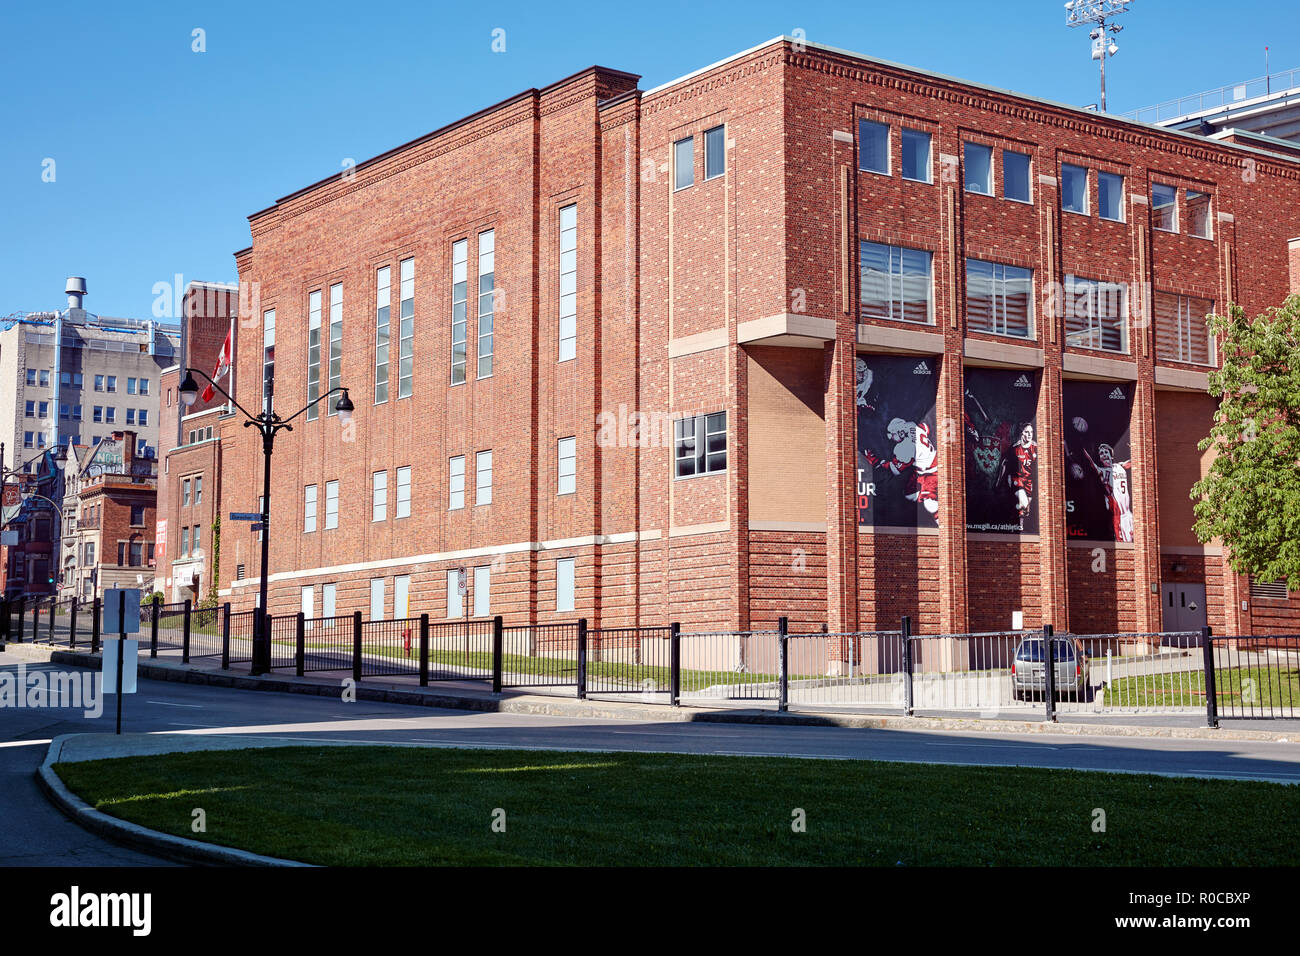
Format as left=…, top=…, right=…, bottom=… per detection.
left=459, top=566, right=469, bottom=659
left=101, top=588, right=141, bottom=735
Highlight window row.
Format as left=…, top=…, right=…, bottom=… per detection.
left=858, top=121, right=1032, bottom=203
left=115, top=540, right=155, bottom=567
left=181, top=475, right=204, bottom=508
left=674, top=125, right=726, bottom=190
left=1060, top=163, right=1211, bottom=237
left=179, top=524, right=202, bottom=558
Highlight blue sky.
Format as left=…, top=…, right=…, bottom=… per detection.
left=0, top=0, right=1290, bottom=319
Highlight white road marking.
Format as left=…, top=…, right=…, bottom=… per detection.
left=146, top=700, right=203, bottom=708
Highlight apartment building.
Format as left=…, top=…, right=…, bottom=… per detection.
left=217, top=36, right=1300, bottom=637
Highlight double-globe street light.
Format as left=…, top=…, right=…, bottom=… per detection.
left=178, top=368, right=353, bottom=675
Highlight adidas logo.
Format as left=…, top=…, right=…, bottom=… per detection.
left=912, top=361, right=931, bottom=375
left=1013, top=374, right=1032, bottom=388
left=1108, top=387, right=1126, bottom=400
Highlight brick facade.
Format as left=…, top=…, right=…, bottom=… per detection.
left=217, top=38, right=1300, bottom=638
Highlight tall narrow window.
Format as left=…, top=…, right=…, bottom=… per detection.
left=556, top=557, right=575, bottom=612
left=399, top=257, right=414, bottom=398
left=325, top=480, right=339, bottom=529
left=901, top=129, right=931, bottom=183
left=307, top=291, right=322, bottom=420
left=1151, top=183, right=1178, bottom=232
left=858, top=119, right=889, bottom=174
left=304, top=484, right=317, bottom=533
left=1061, top=163, right=1089, bottom=214
left=451, top=240, right=468, bottom=384
left=374, top=267, right=390, bottom=404
left=477, top=230, right=495, bottom=378
left=449, top=456, right=465, bottom=510
left=328, top=283, right=343, bottom=413
left=262, top=309, right=275, bottom=415
left=396, top=466, right=411, bottom=518
left=476, top=450, right=492, bottom=506
left=859, top=241, right=934, bottom=325
left=964, top=142, right=993, bottom=195
left=369, top=578, right=385, bottom=621
left=473, top=566, right=490, bottom=617
left=322, top=583, right=336, bottom=618
left=301, top=586, right=315, bottom=618
left=447, top=570, right=463, bottom=618
left=704, top=125, right=725, bottom=180
left=1098, top=172, right=1124, bottom=222
left=674, top=136, right=694, bottom=189
left=558, top=205, right=577, bottom=362
left=395, top=575, right=410, bottom=619
left=194, top=476, right=202, bottom=504
left=557, top=436, right=576, bottom=495
left=1187, top=190, right=1212, bottom=239
left=372, top=470, right=388, bottom=522
left=965, top=259, right=1034, bottom=339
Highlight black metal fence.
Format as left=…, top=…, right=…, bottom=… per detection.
left=1206, top=633, right=1300, bottom=724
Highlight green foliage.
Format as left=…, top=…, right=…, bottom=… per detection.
left=204, top=516, right=221, bottom=607
left=1192, top=294, right=1300, bottom=590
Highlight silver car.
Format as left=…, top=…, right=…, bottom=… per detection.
left=1011, top=636, right=1089, bottom=701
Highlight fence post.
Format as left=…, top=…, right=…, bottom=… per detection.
left=1043, top=624, right=1057, bottom=722
left=31, top=599, right=40, bottom=641
left=670, top=622, right=681, bottom=707
left=48, top=598, right=57, bottom=640
left=778, top=616, right=789, bottom=712
left=1, top=598, right=7, bottom=648
left=419, top=614, right=429, bottom=687
left=576, top=618, right=588, bottom=700
left=1201, top=625, right=1218, bottom=729
left=901, top=616, right=913, bottom=716
left=69, top=597, right=78, bottom=649
left=352, top=610, right=363, bottom=684
left=150, top=594, right=160, bottom=658
left=90, top=598, right=100, bottom=653
left=295, top=611, right=305, bottom=677
left=15, top=597, right=25, bottom=643
left=221, top=602, right=230, bottom=669
left=182, top=600, right=192, bottom=663
left=491, top=616, right=503, bottom=694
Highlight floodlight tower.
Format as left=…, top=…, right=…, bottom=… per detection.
left=1065, top=1, right=1132, bottom=112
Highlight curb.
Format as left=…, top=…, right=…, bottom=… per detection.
left=37, top=734, right=314, bottom=867
left=8, top=639, right=1297, bottom=743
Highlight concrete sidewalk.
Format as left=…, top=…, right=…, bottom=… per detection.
left=6, top=638, right=1298, bottom=742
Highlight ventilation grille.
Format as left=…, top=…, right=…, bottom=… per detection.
left=1249, top=576, right=1290, bottom=600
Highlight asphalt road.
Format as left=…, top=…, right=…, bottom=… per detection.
left=4, top=652, right=1299, bottom=865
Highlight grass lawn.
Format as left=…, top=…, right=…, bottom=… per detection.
left=1106, top=666, right=1298, bottom=710
left=55, top=745, right=1299, bottom=866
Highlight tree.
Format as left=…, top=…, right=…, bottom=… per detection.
left=1192, top=293, right=1300, bottom=590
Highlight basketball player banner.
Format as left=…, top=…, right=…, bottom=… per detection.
left=855, top=354, right=941, bottom=529
left=963, top=367, right=1040, bottom=535
left=1063, top=380, right=1135, bottom=542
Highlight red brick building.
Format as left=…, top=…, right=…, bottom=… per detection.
left=218, top=37, right=1300, bottom=636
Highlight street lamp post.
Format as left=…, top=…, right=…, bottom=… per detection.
left=178, top=368, right=353, bottom=675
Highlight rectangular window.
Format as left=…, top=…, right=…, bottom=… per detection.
left=399, top=257, right=414, bottom=398
left=477, top=231, right=494, bottom=378
left=964, top=142, right=993, bottom=195
left=372, top=470, right=388, bottom=522
left=1098, top=172, right=1124, bottom=222
left=307, top=289, right=322, bottom=420
left=1064, top=276, right=1129, bottom=353
left=704, top=125, right=725, bottom=179
left=374, top=267, right=390, bottom=404
left=1154, top=292, right=1215, bottom=365
left=1061, top=163, right=1088, bottom=214
left=304, top=484, right=317, bottom=533
left=195, top=476, right=202, bottom=504
left=325, top=480, right=339, bottom=529
left=556, top=558, right=575, bottom=613
left=322, top=583, right=336, bottom=618
left=36, top=433, right=46, bottom=448
left=965, top=259, right=1034, bottom=339
left=476, top=450, right=492, bottom=506
left=859, top=241, right=934, bottom=325
left=38, top=401, right=48, bottom=418
left=26, top=369, right=36, bottom=386
left=369, top=578, right=385, bottom=621
left=1003, top=150, right=1031, bottom=202
left=451, top=239, right=468, bottom=384
left=131, top=504, right=145, bottom=525
left=395, top=575, right=410, bottom=619
left=674, top=412, right=727, bottom=478
left=180, top=527, right=189, bottom=557
left=449, top=456, right=465, bottom=510
left=59, top=403, right=69, bottom=419
left=182, top=478, right=191, bottom=507
left=396, top=466, right=411, bottom=519
left=262, top=308, right=276, bottom=415
left=127, top=378, right=137, bottom=395
left=138, top=409, right=148, bottom=426
left=193, top=524, right=200, bottom=554
left=138, top=378, right=148, bottom=395
left=1187, top=190, right=1212, bottom=239
left=473, top=566, right=490, bottom=618
left=106, top=376, right=116, bottom=392
left=94, top=374, right=104, bottom=392
left=25, top=401, right=34, bottom=417
left=447, top=570, right=463, bottom=619
left=558, top=204, right=578, bottom=362
left=130, top=542, right=143, bottom=567
left=328, top=284, right=343, bottom=413
left=1152, top=183, right=1178, bottom=231
left=674, top=136, right=694, bottom=189
left=73, top=405, right=82, bottom=420
left=858, top=119, right=889, bottom=174
left=557, top=436, right=576, bottom=495
left=301, top=586, right=314, bottom=618
left=901, top=128, right=931, bottom=183
left=127, top=408, right=136, bottom=425
left=93, top=407, right=103, bottom=423
left=105, top=407, right=116, bottom=424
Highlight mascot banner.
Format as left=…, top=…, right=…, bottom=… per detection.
left=963, top=367, right=1040, bottom=535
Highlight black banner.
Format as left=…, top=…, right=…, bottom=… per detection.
left=855, top=354, right=940, bottom=529
left=963, top=367, right=1040, bottom=535
left=1064, top=381, right=1135, bottom=542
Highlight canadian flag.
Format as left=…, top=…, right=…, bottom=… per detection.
left=201, top=328, right=232, bottom=403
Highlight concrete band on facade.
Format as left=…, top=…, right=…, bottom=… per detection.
left=171, top=36, right=1300, bottom=635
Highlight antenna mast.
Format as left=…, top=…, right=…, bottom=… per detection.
left=1065, top=1, right=1133, bottom=112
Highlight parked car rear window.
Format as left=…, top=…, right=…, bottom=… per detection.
left=1015, top=640, right=1075, bottom=661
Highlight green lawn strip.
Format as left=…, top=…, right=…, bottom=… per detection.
left=55, top=745, right=1299, bottom=866
left=1105, top=667, right=1298, bottom=709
